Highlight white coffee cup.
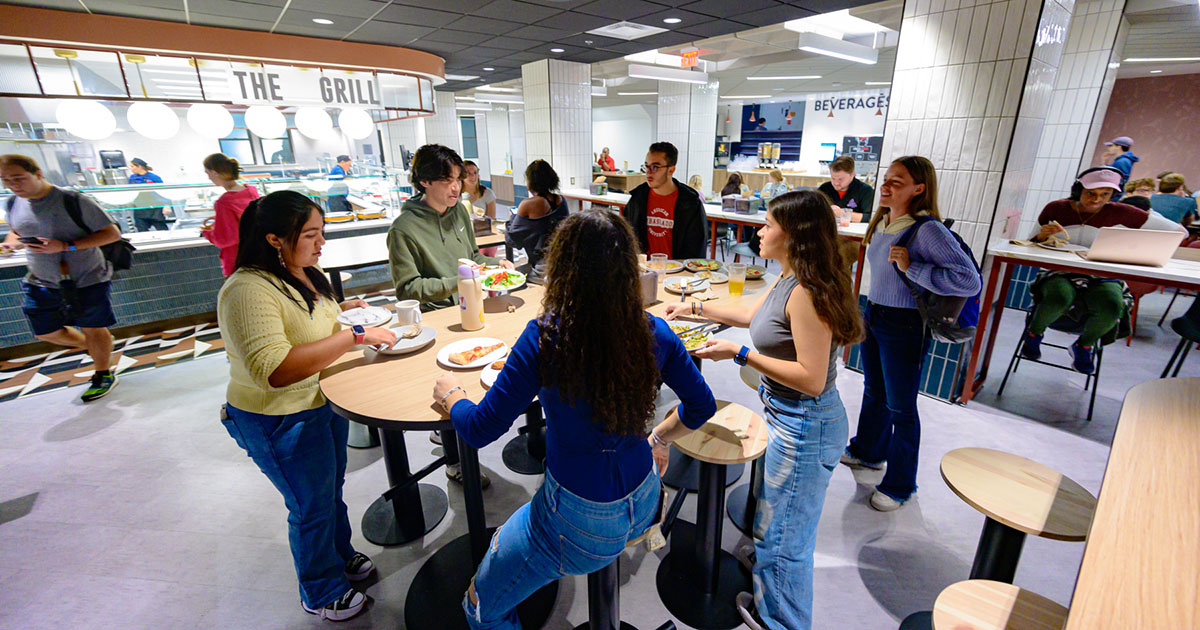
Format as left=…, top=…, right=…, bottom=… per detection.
left=395, top=299, right=422, bottom=326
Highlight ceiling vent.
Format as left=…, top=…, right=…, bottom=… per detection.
left=587, top=21, right=668, bottom=41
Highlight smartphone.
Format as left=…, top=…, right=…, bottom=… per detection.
left=17, top=236, right=43, bottom=244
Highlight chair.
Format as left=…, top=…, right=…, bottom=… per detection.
left=997, top=315, right=1108, bottom=423
left=1125, top=281, right=1161, bottom=346
left=1157, top=288, right=1196, bottom=327
left=932, top=580, right=1068, bottom=630
left=1161, top=295, right=1200, bottom=378
left=729, top=241, right=759, bottom=265
left=572, top=524, right=678, bottom=630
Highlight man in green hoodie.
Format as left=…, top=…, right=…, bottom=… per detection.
left=388, top=144, right=513, bottom=311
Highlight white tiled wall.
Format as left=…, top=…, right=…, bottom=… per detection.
left=474, top=112, right=491, bottom=182
left=521, top=59, right=592, bottom=192
left=656, top=80, right=719, bottom=189
left=1010, top=0, right=1128, bottom=239
left=424, top=91, right=462, bottom=154
left=509, top=107, right=526, bottom=182
left=384, top=117, right=425, bottom=167
left=486, top=105, right=511, bottom=177
left=885, top=0, right=1082, bottom=257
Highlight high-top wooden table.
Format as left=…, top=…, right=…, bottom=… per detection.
left=933, top=580, right=1068, bottom=630
left=1064, top=378, right=1200, bottom=630
left=598, top=170, right=647, bottom=192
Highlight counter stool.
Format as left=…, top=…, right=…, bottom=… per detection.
left=573, top=527, right=674, bottom=630
left=656, top=402, right=769, bottom=630
left=664, top=356, right=744, bottom=492
left=503, top=401, right=546, bottom=475
left=932, top=580, right=1067, bottom=630
left=898, top=448, right=1093, bottom=630
left=727, top=364, right=764, bottom=537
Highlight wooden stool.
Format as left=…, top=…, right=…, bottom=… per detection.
left=664, top=357, right=745, bottom=491
left=656, top=402, right=769, bottom=630
left=728, top=365, right=764, bottom=537
left=933, top=580, right=1067, bottom=630
left=941, top=448, right=1096, bottom=583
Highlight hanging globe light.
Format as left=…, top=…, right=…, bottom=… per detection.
left=337, top=108, right=374, bottom=140
left=294, top=107, right=334, bottom=140
left=244, top=105, right=287, bottom=138
left=56, top=100, right=116, bottom=140
left=127, top=102, right=180, bottom=140
left=186, top=103, right=234, bottom=139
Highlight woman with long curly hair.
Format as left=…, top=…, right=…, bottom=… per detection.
left=666, top=189, right=864, bottom=630
left=432, top=210, right=717, bottom=630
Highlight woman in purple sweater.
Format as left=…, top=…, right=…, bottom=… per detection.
left=839, top=156, right=981, bottom=511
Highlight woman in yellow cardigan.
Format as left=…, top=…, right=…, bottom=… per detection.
left=217, top=190, right=396, bottom=622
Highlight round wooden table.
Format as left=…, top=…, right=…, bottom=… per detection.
left=656, top=401, right=769, bottom=630
left=933, top=580, right=1068, bottom=630
left=941, top=447, right=1096, bottom=583
left=320, top=285, right=558, bottom=630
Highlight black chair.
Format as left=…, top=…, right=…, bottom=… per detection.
left=1161, top=296, right=1200, bottom=378
left=997, top=314, right=1107, bottom=423
left=1157, top=288, right=1196, bottom=327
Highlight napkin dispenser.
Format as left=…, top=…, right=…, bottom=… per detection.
left=472, top=215, right=493, bottom=236
left=722, top=195, right=763, bottom=215
left=640, top=270, right=659, bottom=306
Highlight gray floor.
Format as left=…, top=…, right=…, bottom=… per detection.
left=0, top=286, right=1193, bottom=630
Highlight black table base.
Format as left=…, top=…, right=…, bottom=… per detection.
left=726, top=457, right=763, bottom=537
left=503, top=402, right=546, bottom=476
left=661, top=449, right=744, bottom=492
left=361, top=484, right=447, bottom=546
left=404, top=529, right=559, bottom=630
left=898, top=611, right=933, bottom=630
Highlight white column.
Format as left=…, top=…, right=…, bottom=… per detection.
left=486, top=105, right=511, bottom=177
left=473, top=112, right=491, bottom=182
left=424, top=91, right=462, bottom=154
left=656, top=80, right=719, bottom=189
left=522, top=59, right=592, bottom=190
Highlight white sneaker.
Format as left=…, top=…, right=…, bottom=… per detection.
left=869, top=489, right=908, bottom=512
left=840, top=451, right=884, bottom=471
left=734, top=543, right=757, bottom=573
left=301, top=588, right=366, bottom=622
left=344, top=552, right=375, bottom=582
left=736, top=592, right=767, bottom=630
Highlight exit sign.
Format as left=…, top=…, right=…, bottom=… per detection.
left=680, top=50, right=701, bottom=68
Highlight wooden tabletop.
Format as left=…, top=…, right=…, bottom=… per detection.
left=673, top=401, right=768, bottom=465
left=739, top=364, right=761, bottom=392
left=940, top=448, right=1096, bottom=541
left=319, top=271, right=774, bottom=429
left=933, top=580, right=1067, bottom=630
left=1064, top=378, right=1200, bottom=630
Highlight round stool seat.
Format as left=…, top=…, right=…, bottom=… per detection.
left=738, top=364, right=760, bottom=391
left=941, top=448, right=1096, bottom=541
left=933, top=580, right=1067, bottom=630
left=674, top=401, right=768, bottom=465
left=339, top=271, right=353, bottom=282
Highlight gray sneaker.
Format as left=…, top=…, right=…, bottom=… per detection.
left=840, top=450, right=884, bottom=471
left=736, top=592, right=767, bottom=630
left=446, top=463, right=491, bottom=489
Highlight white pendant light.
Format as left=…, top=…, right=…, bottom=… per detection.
left=127, top=102, right=179, bottom=140
left=245, top=105, right=287, bottom=138
left=337, top=108, right=374, bottom=140
left=186, top=103, right=234, bottom=139
left=55, top=100, right=116, bottom=140
left=294, top=107, right=334, bottom=140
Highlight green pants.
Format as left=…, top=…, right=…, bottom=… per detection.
left=1029, top=277, right=1124, bottom=347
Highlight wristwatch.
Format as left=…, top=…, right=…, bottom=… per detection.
left=733, top=345, right=751, bottom=366
left=66, top=240, right=76, bottom=251
left=352, top=324, right=366, bottom=345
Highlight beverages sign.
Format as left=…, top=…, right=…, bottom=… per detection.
left=226, top=64, right=382, bottom=107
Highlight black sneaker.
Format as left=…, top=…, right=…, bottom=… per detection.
left=1070, top=341, right=1096, bottom=374
left=1019, top=332, right=1043, bottom=361
left=301, top=588, right=366, bottom=622
left=80, top=371, right=118, bottom=402
left=345, top=552, right=375, bottom=582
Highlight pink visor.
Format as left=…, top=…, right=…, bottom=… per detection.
left=1078, top=169, right=1123, bottom=191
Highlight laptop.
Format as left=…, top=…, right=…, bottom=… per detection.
left=1083, top=227, right=1185, bottom=267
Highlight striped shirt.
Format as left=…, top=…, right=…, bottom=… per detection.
left=866, top=217, right=981, bottom=309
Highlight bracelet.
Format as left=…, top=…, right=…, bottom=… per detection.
left=691, top=301, right=696, bottom=316
left=439, top=386, right=466, bottom=409
left=650, top=432, right=670, bottom=448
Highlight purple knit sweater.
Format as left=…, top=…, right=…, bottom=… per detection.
left=866, top=221, right=981, bottom=309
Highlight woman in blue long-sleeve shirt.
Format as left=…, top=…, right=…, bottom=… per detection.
left=839, top=156, right=981, bottom=512
left=432, top=210, right=717, bottom=630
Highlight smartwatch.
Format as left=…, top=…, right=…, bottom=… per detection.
left=66, top=240, right=76, bottom=251
left=733, top=345, right=751, bottom=366
left=352, top=324, right=366, bottom=345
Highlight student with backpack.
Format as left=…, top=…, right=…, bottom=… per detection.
left=839, top=156, right=982, bottom=511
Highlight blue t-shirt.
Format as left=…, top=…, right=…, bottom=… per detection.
left=1149, top=194, right=1197, bottom=224
left=128, top=172, right=163, bottom=184
left=329, top=165, right=347, bottom=179
left=451, top=316, right=717, bottom=502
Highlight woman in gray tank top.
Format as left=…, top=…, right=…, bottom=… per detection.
left=665, top=190, right=864, bottom=630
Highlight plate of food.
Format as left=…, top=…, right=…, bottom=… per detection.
left=1036, top=238, right=1088, bottom=253
left=337, top=306, right=394, bottom=328
left=481, top=359, right=506, bottom=388
left=693, top=270, right=729, bottom=284
left=481, top=269, right=526, bottom=292
left=746, top=265, right=767, bottom=280
left=685, top=258, right=723, bottom=272
left=659, top=260, right=685, bottom=273
left=373, top=325, right=437, bottom=355
left=437, top=337, right=509, bottom=369
left=663, top=276, right=711, bottom=295
left=669, top=322, right=712, bottom=353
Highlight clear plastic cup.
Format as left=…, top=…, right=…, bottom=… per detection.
left=839, top=208, right=851, bottom=227
left=649, top=253, right=668, bottom=274
left=728, top=263, right=747, bottom=295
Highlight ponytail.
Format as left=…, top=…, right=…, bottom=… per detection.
left=203, top=153, right=241, bottom=180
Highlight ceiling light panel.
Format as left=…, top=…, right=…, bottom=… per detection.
left=627, top=63, right=709, bottom=84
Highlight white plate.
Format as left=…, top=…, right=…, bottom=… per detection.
left=480, top=360, right=507, bottom=388
left=437, top=337, right=510, bottom=369
left=481, top=269, right=526, bottom=292
left=663, top=276, right=712, bottom=295
left=373, top=325, right=437, bottom=355
left=692, top=270, right=728, bottom=284
left=1036, top=242, right=1088, bottom=253
left=337, top=306, right=394, bottom=328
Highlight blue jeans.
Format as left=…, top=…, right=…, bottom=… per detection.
left=753, top=386, right=848, bottom=630
left=848, top=303, right=929, bottom=501
left=221, top=402, right=355, bottom=608
left=464, top=467, right=661, bottom=630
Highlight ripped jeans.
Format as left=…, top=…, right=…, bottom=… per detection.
left=752, top=386, right=848, bottom=630
left=463, top=466, right=660, bottom=629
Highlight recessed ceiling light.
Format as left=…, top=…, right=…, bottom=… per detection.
left=483, top=67, right=494, bottom=71
left=663, top=17, right=682, bottom=24
left=1150, top=70, right=1163, bottom=73
left=617, top=91, right=658, bottom=96
left=747, top=75, right=822, bottom=80
left=720, top=95, right=771, bottom=99
left=312, top=18, right=333, bottom=25
left=864, top=81, right=891, bottom=85
left=551, top=48, right=565, bottom=53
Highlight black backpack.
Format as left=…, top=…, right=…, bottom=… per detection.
left=7, top=190, right=135, bottom=274
left=892, top=216, right=982, bottom=344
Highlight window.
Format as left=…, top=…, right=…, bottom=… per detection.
left=217, top=113, right=295, bottom=165
left=219, top=113, right=254, bottom=164
left=460, top=117, right=478, bottom=159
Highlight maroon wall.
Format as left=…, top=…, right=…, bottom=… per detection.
left=1090, top=73, right=1200, bottom=187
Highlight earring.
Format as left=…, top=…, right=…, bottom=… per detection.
left=277, top=248, right=285, bottom=268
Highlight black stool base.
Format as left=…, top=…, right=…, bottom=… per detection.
left=502, top=433, right=545, bottom=475
left=654, top=522, right=749, bottom=630
left=572, top=622, right=639, bottom=630
left=898, top=611, right=932, bottom=630
left=361, top=483, right=447, bottom=546
left=661, top=450, right=744, bottom=492
left=405, top=530, right=558, bottom=630
left=969, top=516, right=1026, bottom=582
left=726, top=484, right=755, bottom=537
left=346, top=422, right=380, bottom=449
